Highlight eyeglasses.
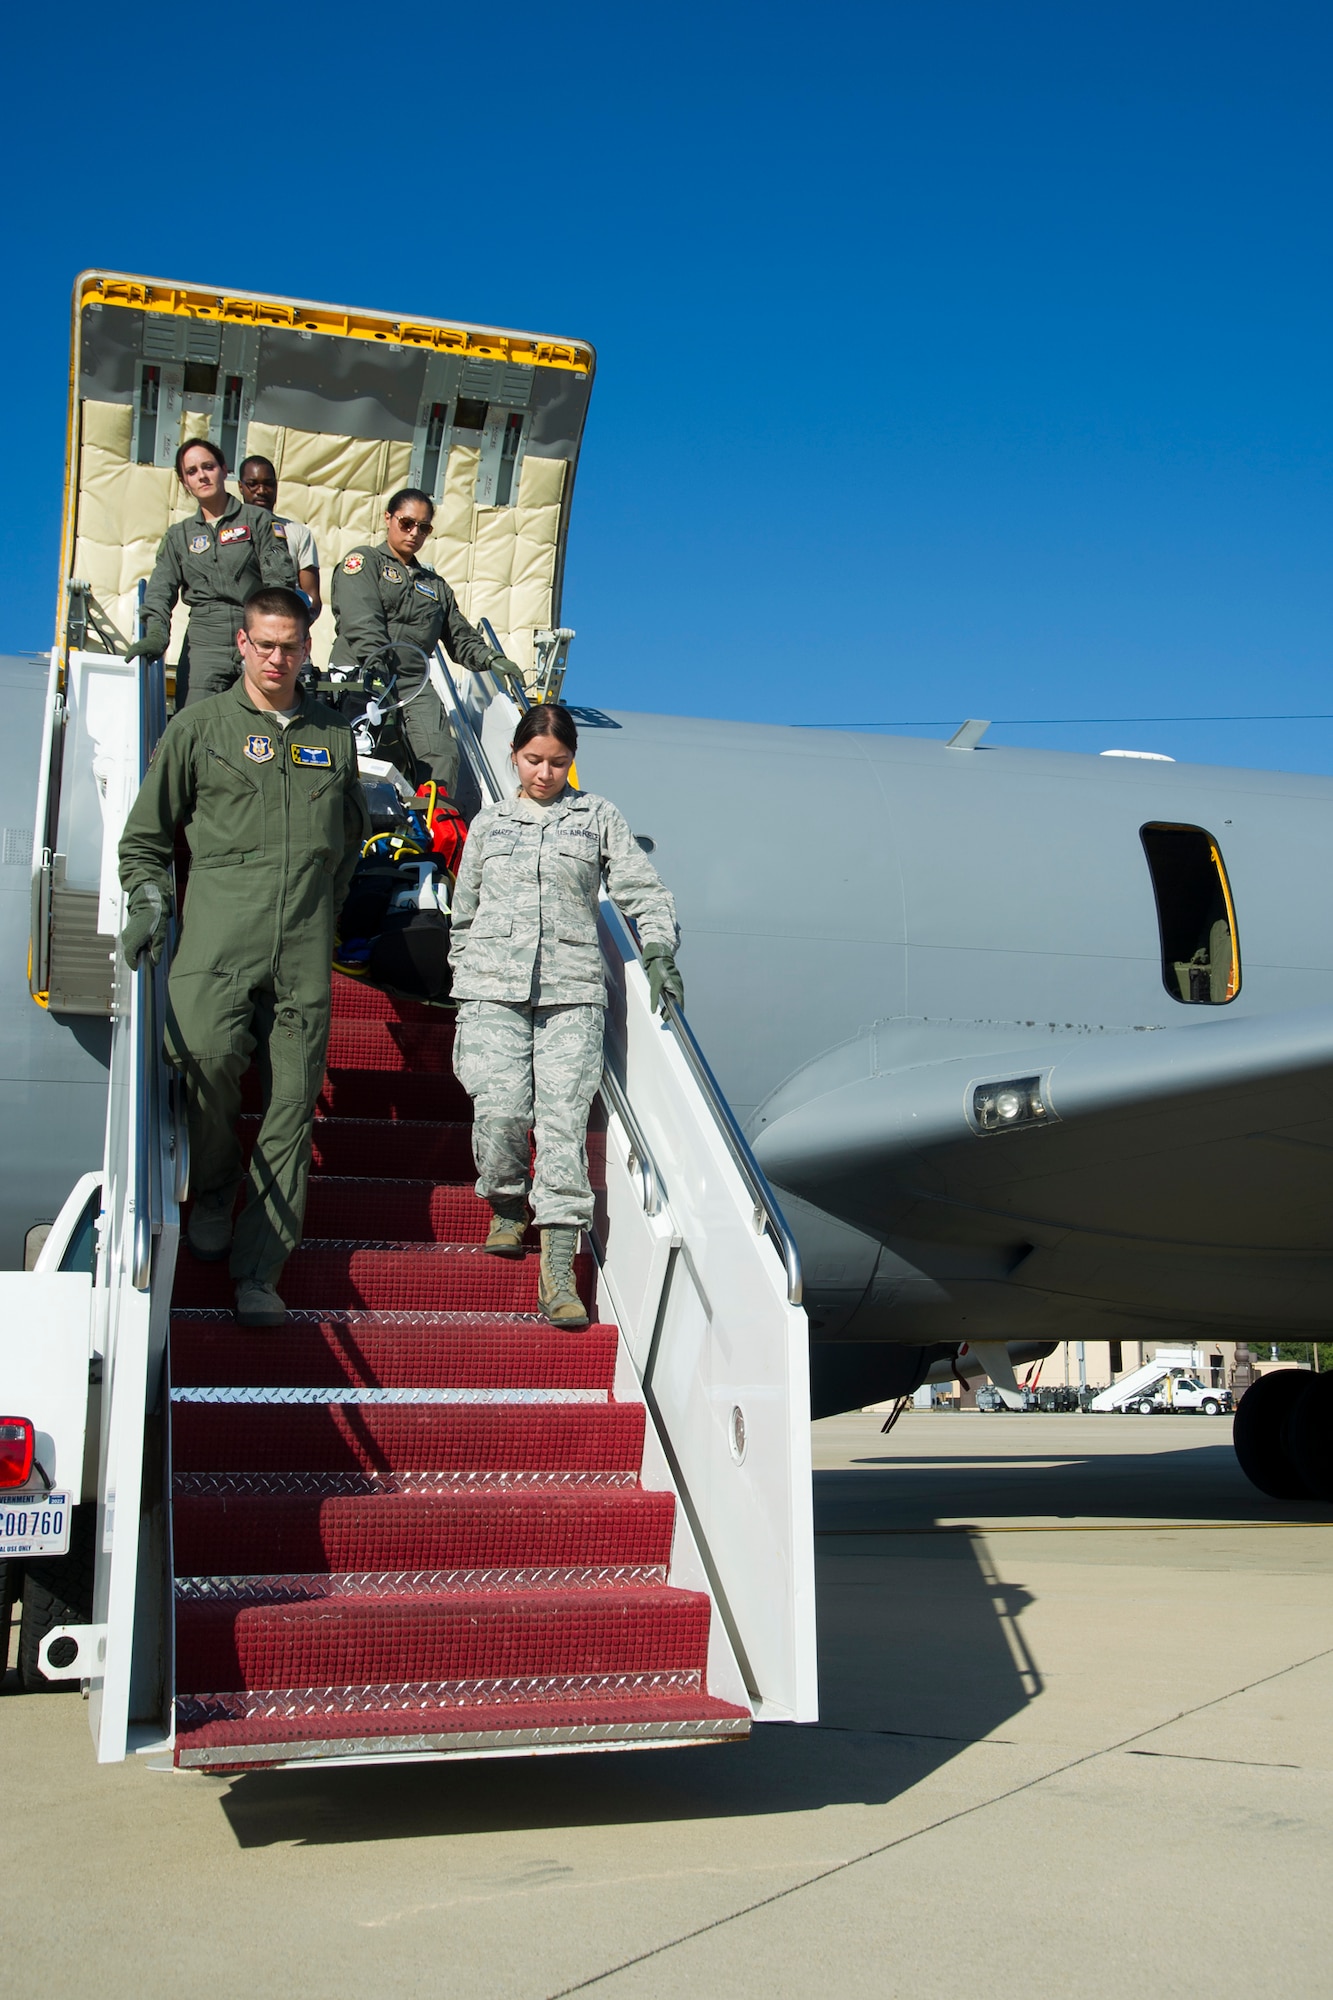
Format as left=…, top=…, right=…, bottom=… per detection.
left=245, top=640, right=305, bottom=662
left=392, top=515, right=431, bottom=536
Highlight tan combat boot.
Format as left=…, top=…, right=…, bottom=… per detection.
left=483, top=1202, right=528, bottom=1259
left=537, top=1226, right=589, bottom=1329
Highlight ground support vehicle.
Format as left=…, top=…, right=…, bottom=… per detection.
left=1087, top=1359, right=1232, bottom=1417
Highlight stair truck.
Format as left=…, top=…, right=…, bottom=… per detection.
left=3, top=272, right=816, bottom=1768
left=1087, top=1354, right=1232, bottom=1417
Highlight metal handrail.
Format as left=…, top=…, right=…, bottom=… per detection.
left=598, top=900, right=803, bottom=1304
left=435, top=643, right=801, bottom=1293
left=477, top=618, right=515, bottom=701
left=131, top=957, right=155, bottom=1289
left=662, top=996, right=802, bottom=1305
left=432, top=644, right=508, bottom=798
left=129, top=642, right=172, bottom=1288
left=597, top=1061, right=662, bottom=1216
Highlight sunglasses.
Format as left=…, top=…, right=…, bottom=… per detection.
left=392, top=515, right=431, bottom=535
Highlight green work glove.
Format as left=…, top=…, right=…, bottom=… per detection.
left=121, top=883, right=167, bottom=969
left=490, top=655, right=526, bottom=695
left=124, top=625, right=168, bottom=662
left=642, top=943, right=684, bottom=1016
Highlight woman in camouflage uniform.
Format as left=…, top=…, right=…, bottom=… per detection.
left=449, top=704, right=683, bottom=1328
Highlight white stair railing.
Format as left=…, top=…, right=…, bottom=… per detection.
left=435, top=654, right=817, bottom=1722
left=85, top=654, right=182, bottom=1759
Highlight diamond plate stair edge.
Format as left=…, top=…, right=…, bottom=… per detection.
left=176, top=1564, right=670, bottom=1602
left=178, top=1667, right=705, bottom=1726
left=173, top=1469, right=641, bottom=1497
left=177, top=1713, right=752, bottom=1769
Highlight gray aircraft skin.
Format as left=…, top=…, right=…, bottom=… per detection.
left=0, top=655, right=109, bottom=1268
left=8, top=652, right=1332, bottom=1419
left=572, top=709, right=1333, bottom=1416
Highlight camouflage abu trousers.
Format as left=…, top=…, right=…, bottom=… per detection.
left=452, top=999, right=605, bottom=1229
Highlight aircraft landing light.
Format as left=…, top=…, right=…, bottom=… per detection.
left=970, top=1074, right=1053, bottom=1134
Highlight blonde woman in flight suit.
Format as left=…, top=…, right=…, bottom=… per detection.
left=448, top=703, right=683, bottom=1329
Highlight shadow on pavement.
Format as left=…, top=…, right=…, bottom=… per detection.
left=231, top=1421, right=1303, bottom=1847
left=219, top=1456, right=1041, bottom=1848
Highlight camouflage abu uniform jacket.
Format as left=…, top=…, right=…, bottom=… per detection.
left=449, top=787, right=678, bottom=1008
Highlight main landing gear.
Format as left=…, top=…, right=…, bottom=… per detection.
left=1233, top=1370, right=1333, bottom=1502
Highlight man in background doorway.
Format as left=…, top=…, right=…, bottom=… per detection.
left=238, top=456, right=322, bottom=619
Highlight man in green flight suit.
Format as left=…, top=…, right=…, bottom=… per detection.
left=118, top=586, right=370, bottom=1326
left=330, top=486, right=524, bottom=793
left=127, top=439, right=297, bottom=706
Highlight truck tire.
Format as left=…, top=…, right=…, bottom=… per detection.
left=1288, top=1374, right=1333, bottom=1503
left=18, top=1504, right=95, bottom=1693
left=1137, top=1399, right=1156, bottom=1415
left=1233, top=1371, right=1312, bottom=1500
left=1202, top=1398, right=1221, bottom=1417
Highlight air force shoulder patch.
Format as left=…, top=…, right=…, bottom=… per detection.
left=291, top=743, right=332, bottom=768
left=244, top=734, right=275, bottom=763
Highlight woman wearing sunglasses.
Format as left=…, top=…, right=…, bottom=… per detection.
left=329, top=487, right=525, bottom=793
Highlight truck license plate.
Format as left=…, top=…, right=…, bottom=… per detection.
left=0, top=1491, right=72, bottom=1559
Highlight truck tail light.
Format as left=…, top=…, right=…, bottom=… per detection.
left=0, top=1417, right=35, bottom=1490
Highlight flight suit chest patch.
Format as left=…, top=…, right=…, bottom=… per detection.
left=413, top=580, right=438, bottom=600
left=291, top=743, right=332, bottom=768
left=218, top=524, right=252, bottom=546
left=244, top=734, right=275, bottom=763
left=382, top=564, right=403, bottom=585
left=189, top=533, right=210, bottom=553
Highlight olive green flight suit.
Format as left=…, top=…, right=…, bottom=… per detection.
left=118, top=678, right=370, bottom=1285
left=141, top=496, right=296, bottom=707
left=329, top=543, right=499, bottom=793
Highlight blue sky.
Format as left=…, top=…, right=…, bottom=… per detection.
left=3, top=1, right=1330, bottom=772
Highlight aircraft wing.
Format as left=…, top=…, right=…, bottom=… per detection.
left=752, top=1006, right=1333, bottom=1336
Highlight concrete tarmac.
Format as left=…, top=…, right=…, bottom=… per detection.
left=4, top=1412, right=1331, bottom=1998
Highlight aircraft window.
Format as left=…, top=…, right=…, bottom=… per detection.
left=1140, top=823, right=1240, bottom=1004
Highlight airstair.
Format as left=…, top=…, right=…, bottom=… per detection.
left=55, top=652, right=816, bottom=1770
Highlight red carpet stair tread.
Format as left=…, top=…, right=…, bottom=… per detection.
left=169, top=976, right=749, bottom=1768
